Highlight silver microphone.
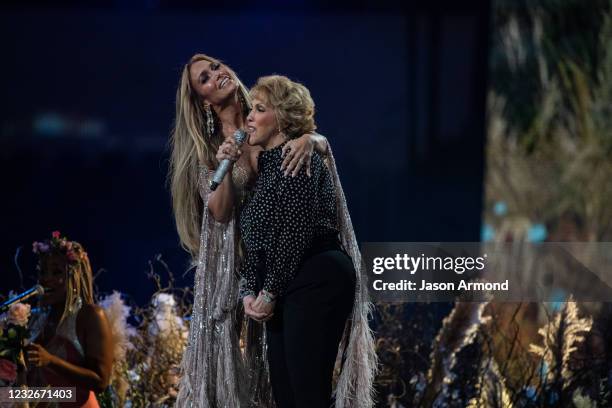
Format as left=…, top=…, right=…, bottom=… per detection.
left=210, top=129, right=248, bottom=191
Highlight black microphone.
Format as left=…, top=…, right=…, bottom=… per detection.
left=210, top=129, right=248, bottom=191
left=0, top=284, right=45, bottom=313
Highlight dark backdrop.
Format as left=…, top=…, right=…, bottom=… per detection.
left=1, top=1, right=490, bottom=305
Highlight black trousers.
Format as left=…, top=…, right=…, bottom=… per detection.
left=266, top=249, right=356, bottom=408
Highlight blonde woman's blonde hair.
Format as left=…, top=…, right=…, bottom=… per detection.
left=250, top=75, right=316, bottom=140
left=168, top=54, right=251, bottom=256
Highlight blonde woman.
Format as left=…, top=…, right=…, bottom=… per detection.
left=239, top=75, right=377, bottom=407
left=27, top=231, right=113, bottom=408
left=169, top=54, right=329, bottom=407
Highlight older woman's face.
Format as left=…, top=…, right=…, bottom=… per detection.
left=246, top=96, right=279, bottom=149
left=189, top=59, right=237, bottom=106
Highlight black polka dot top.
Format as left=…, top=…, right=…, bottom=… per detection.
left=239, top=142, right=338, bottom=297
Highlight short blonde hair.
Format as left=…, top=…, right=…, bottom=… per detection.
left=250, top=75, right=316, bottom=139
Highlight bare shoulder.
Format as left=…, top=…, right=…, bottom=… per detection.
left=76, top=304, right=112, bottom=348
left=77, top=303, right=109, bottom=327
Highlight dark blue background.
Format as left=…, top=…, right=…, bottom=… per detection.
left=1, top=2, right=489, bottom=305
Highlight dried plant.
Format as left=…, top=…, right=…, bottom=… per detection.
left=373, top=303, right=446, bottom=407
left=572, top=388, right=598, bottom=408
left=96, top=256, right=192, bottom=408
left=528, top=299, right=593, bottom=403
left=465, top=357, right=514, bottom=408
left=421, top=302, right=490, bottom=407
left=479, top=4, right=612, bottom=405
left=485, top=1, right=612, bottom=241
left=482, top=302, right=541, bottom=402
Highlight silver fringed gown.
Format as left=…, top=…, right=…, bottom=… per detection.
left=175, top=147, right=378, bottom=408
left=175, top=163, right=268, bottom=408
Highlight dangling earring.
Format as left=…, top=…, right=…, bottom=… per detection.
left=204, top=103, right=215, bottom=137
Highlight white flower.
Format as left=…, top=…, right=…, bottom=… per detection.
left=98, top=291, right=136, bottom=359
left=148, top=293, right=186, bottom=338
left=127, top=369, right=140, bottom=383
left=152, top=293, right=176, bottom=309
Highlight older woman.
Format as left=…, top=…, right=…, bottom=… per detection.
left=239, top=75, right=376, bottom=408
left=170, top=54, right=329, bottom=407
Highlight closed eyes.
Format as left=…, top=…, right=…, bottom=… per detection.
left=199, top=62, right=221, bottom=84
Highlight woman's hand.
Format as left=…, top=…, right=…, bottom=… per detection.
left=216, top=137, right=242, bottom=163
left=208, top=137, right=242, bottom=222
left=251, top=291, right=276, bottom=317
left=243, top=295, right=273, bottom=322
left=281, top=134, right=315, bottom=177
left=25, top=343, right=55, bottom=368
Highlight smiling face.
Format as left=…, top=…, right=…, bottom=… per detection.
left=38, top=255, right=68, bottom=306
left=189, top=58, right=237, bottom=106
left=246, top=94, right=285, bottom=149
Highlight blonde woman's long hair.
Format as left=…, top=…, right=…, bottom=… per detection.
left=168, top=54, right=251, bottom=257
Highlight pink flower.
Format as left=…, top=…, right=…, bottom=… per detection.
left=0, top=358, right=17, bottom=382
left=52, top=231, right=61, bottom=239
left=7, top=303, right=31, bottom=327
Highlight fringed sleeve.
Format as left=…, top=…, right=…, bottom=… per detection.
left=326, top=147, right=379, bottom=408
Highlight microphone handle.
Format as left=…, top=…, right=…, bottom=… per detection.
left=209, top=129, right=247, bottom=191
left=210, top=159, right=232, bottom=191
left=0, top=285, right=44, bottom=313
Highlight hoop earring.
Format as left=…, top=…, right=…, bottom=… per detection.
left=204, top=103, right=215, bottom=137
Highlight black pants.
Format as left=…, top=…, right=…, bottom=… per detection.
left=266, top=249, right=356, bottom=408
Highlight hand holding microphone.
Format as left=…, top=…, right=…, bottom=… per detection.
left=211, top=129, right=247, bottom=191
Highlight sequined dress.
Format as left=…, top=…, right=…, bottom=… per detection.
left=175, top=163, right=272, bottom=408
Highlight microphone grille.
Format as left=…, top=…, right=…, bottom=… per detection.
left=233, top=129, right=247, bottom=144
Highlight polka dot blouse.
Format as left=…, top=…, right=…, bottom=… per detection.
left=239, top=142, right=338, bottom=297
